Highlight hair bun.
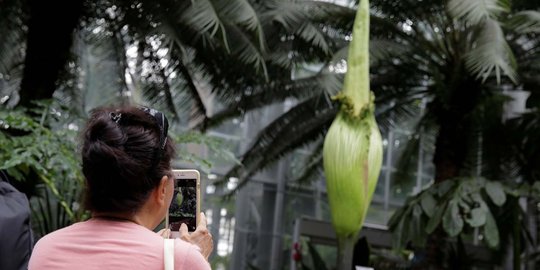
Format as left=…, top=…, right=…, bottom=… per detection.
left=86, top=114, right=126, bottom=148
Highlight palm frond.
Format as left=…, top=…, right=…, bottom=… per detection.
left=506, top=11, right=540, bottom=34
left=447, top=0, right=510, bottom=25
left=306, top=1, right=356, bottom=27
left=295, top=22, right=331, bottom=55
left=375, top=96, right=424, bottom=134
left=263, top=1, right=306, bottom=31
left=153, top=59, right=180, bottom=121
left=393, top=112, right=438, bottom=184
left=292, top=138, right=324, bottom=184
left=145, top=12, right=212, bottom=123
left=224, top=23, right=268, bottom=79
left=369, top=39, right=410, bottom=65
left=267, top=51, right=296, bottom=69
left=214, top=0, right=266, bottom=51
left=373, top=0, right=444, bottom=23
left=0, top=16, right=25, bottom=76
left=465, top=19, right=517, bottom=84
left=180, top=0, right=228, bottom=50
left=220, top=96, right=338, bottom=191
left=0, top=0, right=27, bottom=107
left=201, top=71, right=341, bottom=129
left=111, top=29, right=130, bottom=100
left=172, top=62, right=208, bottom=124
left=262, top=1, right=349, bottom=57
left=70, top=29, right=127, bottom=113
left=164, top=44, right=209, bottom=124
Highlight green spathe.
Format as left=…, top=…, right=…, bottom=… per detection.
left=322, top=0, right=383, bottom=241
left=323, top=112, right=382, bottom=238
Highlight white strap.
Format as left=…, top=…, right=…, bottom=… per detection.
left=164, top=239, right=175, bottom=270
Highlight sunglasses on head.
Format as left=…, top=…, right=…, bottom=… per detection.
left=139, top=106, right=169, bottom=150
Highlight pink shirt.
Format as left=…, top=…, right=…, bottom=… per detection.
left=28, top=219, right=210, bottom=270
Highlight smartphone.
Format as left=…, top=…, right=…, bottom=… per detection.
left=166, top=169, right=200, bottom=237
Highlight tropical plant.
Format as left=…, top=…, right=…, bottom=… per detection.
left=0, top=102, right=87, bottom=237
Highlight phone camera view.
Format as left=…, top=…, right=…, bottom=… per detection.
left=169, top=178, right=197, bottom=232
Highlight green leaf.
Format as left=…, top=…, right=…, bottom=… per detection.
left=426, top=201, right=447, bottom=234
left=465, top=19, right=517, bottom=84
left=6, top=167, right=25, bottom=181
left=421, top=193, right=436, bottom=217
left=0, top=156, right=24, bottom=170
left=448, top=0, right=510, bottom=25
left=458, top=199, right=471, bottom=213
left=484, top=209, right=500, bottom=248
left=442, top=200, right=464, bottom=237
left=391, top=205, right=414, bottom=250
left=401, top=214, right=411, bottom=247
left=506, top=11, right=540, bottom=34
left=392, top=220, right=404, bottom=250
left=181, top=0, right=227, bottom=40
left=465, top=207, right=487, bottom=227
left=411, top=217, right=426, bottom=248
left=306, top=241, right=329, bottom=270
left=509, top=184, right=527, bottom=197
left=413, top=204, right=423, bottom=217
left=437, top=181, right=455, bottom=197
left=485, top=181, right=506, bottom=206
left=532, top=182, right=540, bottom=196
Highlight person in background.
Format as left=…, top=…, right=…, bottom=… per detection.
left=0, top=170, right=33, bottom=270
left=28, top=106, right=213, bottom=270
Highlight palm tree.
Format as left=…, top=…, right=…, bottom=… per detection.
left=218, top=0, right=539, bottom=183
left=1, top=0, right=271, bottom=117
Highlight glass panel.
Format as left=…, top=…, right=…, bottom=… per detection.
left=205, top=137, right=242, bottom=171
left=210, top=118, right=244, bottom=137
left=365, top=201, right=389, bottom=224
left=390, top=171, right=416, bottom=206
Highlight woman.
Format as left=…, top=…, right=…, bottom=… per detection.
left=29, top=106, right=213, bottom=270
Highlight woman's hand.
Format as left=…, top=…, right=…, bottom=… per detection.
left=157, top=228, right=171, bottom=238
left=179, top=212, right=214, bottom=260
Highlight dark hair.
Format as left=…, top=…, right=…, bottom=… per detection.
left=81, top=106, right=175, bottom=213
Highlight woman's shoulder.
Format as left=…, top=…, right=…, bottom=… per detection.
left=34, top=219, right=161, bottom=249
left=29, top=222, right=89, bottom=268
left=34, top=221, right=84, bottom=245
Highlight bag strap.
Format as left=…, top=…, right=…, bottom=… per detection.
left=164, top=239, right=175, bottom=270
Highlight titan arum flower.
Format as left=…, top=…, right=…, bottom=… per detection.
left=322, top=0, right=383, bottom=268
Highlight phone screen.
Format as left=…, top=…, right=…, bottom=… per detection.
left=169, top=178, right=197, bottom=232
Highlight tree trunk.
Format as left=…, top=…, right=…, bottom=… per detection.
left=18, top=0, right=84, bottom=107
left=424, top=74, right=482, bottom=268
